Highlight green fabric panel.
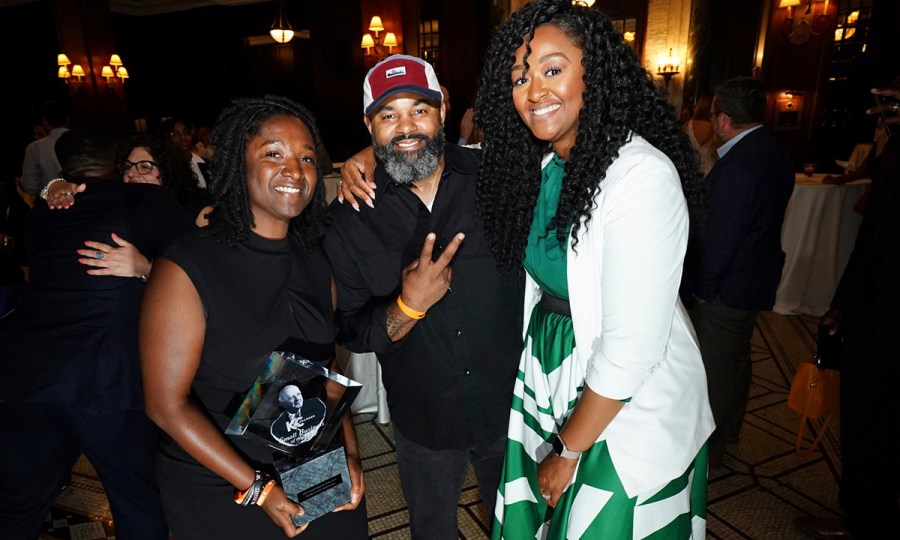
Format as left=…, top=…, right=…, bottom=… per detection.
left=524, top=153, right=570, bottom=299
left=493, top=299, right=707, bottom=539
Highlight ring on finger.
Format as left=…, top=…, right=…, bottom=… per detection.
left=891, top=101, right=900, bottom=112
left=541, top=493, right=551, bottom=500
left=95, top=252, right=104, bottom=259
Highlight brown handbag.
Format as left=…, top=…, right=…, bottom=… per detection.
left=787, top=360, right=840, bottom=456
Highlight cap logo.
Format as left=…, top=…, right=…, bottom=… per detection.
left=385, top=66, right=407, bottom=78
left=363, top=55, right=443, bottom=115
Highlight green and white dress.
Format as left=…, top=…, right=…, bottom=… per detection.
left=491, top=154, right=708, bottom=540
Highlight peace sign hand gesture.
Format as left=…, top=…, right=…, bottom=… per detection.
left=386, top=232, right=465, bottom=341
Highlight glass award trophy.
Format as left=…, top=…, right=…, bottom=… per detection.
left=226, top=351, right=362, bottom=525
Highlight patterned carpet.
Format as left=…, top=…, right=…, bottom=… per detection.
left=41, top=311, right=839, bottom=539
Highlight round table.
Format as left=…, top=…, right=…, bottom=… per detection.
left=773, top=173, right=870, bottom=316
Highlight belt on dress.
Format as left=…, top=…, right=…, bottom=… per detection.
left=539, top=292, right=571, bottom=317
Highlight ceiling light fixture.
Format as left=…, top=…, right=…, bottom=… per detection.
left=270, top=0, right=294, bottom=44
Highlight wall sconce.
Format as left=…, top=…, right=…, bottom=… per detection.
left=58, top=55, right=85, bottom=88
left=101, top=54, right=128, bottom=90
left=57, top=53, right=70, bottom=75
left=361, top=15, right=398, bottom=62
left=781, top=0, right=832, bottom=45
left=56, top=52, right=129, bottom=91
left=656, top=48, right=680, bottom=89
left=269, top=0, right=294, bottom=44
left=57, top=54, right=72, bottom=82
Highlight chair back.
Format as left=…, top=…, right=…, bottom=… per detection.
left=845, top=143, right=874, bottom=173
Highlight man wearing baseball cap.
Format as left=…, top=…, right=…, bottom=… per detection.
left=323, top=55, right=522, bottom=539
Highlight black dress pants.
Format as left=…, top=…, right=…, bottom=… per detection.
left=690, top=299, right=758, bottom=461
left=0, top=402, right=168, bottom=539
left=393, top=424, right=506, bottom=540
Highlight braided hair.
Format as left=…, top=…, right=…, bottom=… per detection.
left=475, top=0, right=705, bottom=273
left=205, top=95, right=328, bottom=248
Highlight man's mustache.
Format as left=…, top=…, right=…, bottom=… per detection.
left=390, top=134, right=430, bottom=146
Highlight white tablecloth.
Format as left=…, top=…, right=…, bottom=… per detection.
left=773, top=173, right=869, bottom=316
left=325, top=172, right=390, bottom=424
left=322, top=172, right=340, bottom=204
left=335, top=347, right=390, bottom=424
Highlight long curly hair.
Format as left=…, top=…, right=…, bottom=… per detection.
left=117, top=133, right=211, bottom=212
left=475, top=0, right=705, bottom=273
left=205, top=95, right=328, bottom=248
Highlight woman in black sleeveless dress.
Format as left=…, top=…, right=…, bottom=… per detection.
left=140, top=96, right=366, bottom=539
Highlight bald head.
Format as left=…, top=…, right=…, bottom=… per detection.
left=55, top=128, right=117, bottom=180
left=278, top=385, right=304, bottom=410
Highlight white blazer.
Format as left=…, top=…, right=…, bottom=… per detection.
left=523, top=136, right=715, bottom=497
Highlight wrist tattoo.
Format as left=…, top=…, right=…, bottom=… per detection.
left=386, top=308, right=405, bottom=338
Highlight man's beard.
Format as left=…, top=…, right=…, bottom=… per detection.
left=372, top=127, right=446, bottom=185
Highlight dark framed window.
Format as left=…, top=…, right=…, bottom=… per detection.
left=595, top=0, right=647, bottom=59
left=419, top=18, right=440, bottom=70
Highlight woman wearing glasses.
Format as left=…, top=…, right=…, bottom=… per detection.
left=118, top=133, right=212, bottom=224
left=44, top=133, right=212, bottom=281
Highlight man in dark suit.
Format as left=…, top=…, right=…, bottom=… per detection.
left=0, top=128, right=192, bottom=538
left=690, top=77, right=795, bottom=465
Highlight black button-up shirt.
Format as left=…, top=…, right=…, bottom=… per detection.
left=323, top=144, right=523, bottom=450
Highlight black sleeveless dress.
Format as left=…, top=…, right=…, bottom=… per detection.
left=156, top=229, right=367, bottom=539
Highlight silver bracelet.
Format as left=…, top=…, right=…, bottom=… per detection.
left=40, top=178, right=66, bottom=201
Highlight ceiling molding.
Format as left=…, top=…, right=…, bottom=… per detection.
left=109, top=0, right=268, bottom=16
left=0, top=0, right=271, bottom=17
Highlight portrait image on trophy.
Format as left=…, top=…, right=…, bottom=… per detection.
left=270, top=382, right=326, bottom=447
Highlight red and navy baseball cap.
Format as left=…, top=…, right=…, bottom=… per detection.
left=363, top=54, right=443, bottom=116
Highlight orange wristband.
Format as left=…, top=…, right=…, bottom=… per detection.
left=255, top=479, right=277, bottom=507
left=396, top=296, right=426, bottom=319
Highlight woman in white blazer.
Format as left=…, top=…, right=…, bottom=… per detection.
left=475, top=1, right=714, bottom=538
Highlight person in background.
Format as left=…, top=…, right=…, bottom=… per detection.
left=440, top=83, right=480, bottom=146
left=330, top=55, right=523, bottom=539
left=116, top=133, right=213, bottom=222
left=160, top=117, right=208, bottom=188
left=684, top=92, right=719, bottom=176
left=0, top=127, right=192, bottom=539
left=32, top=122, right=48, bottom=141
left=795, top=81, right=900, bottom=540
left=44, top=133, right=214, bottom=282
left=140, top=95, right=366, bottom=539
left=19, top=100, right=69, bottom=195
left=458, top=107, right=484, bottom=147
left=474, top=1, right=713, bottom=537
left=193, top=124, right=215, bottom=160
left=680, top=102, right=694, bottom=125
left=690, top=77, right=794, bottom=467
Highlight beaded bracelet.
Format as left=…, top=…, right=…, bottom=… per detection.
left=40, top=178, right=66, bottom=201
